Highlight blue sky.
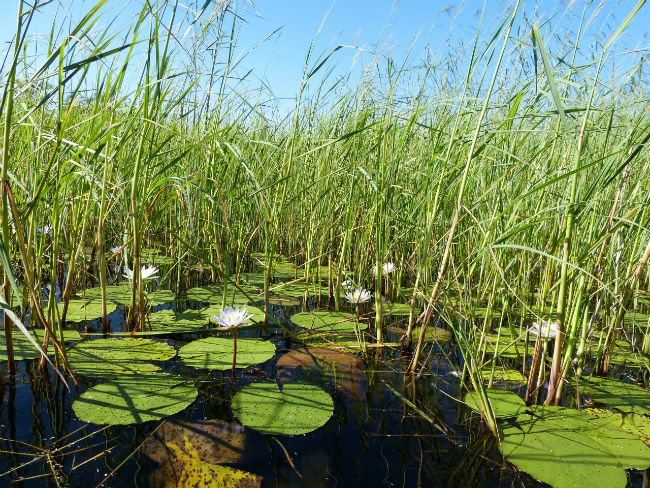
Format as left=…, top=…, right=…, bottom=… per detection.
left=1, top=1, right=648, bottom=110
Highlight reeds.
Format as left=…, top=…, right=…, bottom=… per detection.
left=1, top=0, right=650, bottom=424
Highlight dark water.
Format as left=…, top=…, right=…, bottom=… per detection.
left=1, top=267, right=649, bottom=487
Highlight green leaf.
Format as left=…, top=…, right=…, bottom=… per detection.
left=581, top=377, right=650, bottom=415
left=178, top=337, right=276, bottom=370
left=500, top=406, right=650, bottom=488
left=464, top=389, right=526, bottom=419
left=67, top=338, right=176, bottom=379
left=185, top=285, right=261, bottom=305
left=72, top=373, right=197, bottom=425
left=290, top=310, right=367, bottom=333
left=231, top=380, right=334, bottom=435
left=375, top=302, right=413, bottom=316
left=58, top=299, right=117, bottom=322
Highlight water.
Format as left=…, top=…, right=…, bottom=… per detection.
left=1, top=267, right=649, bottom=487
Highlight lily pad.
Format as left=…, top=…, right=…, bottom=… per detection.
left=231, top=380, right=334, bottom=435
left=67, top=338, right=176, bottom=379
left=291, top=311, right=367, bottom=333
left=500, top=405, right=650, bottom=488
left=147, top=289, right=176, bottom=306
left=72, top=373, right=197, bottom=425
left=464, top=389, right=526, bottom=419
left=185, top=285, right=259, bottom=305
left=80, top=285, right=132, bottom=306
left=178, top=337, right=276, bottom=370
left=375, top=302, right=413, bottom=316
left=58, top=299, right=117, bottom=322
left=480, top=366, right=526, bottom=383
left=271, top=281, right=325, bottom=298
left=583, top=408, right=650, bottom=447
left=388, top=326, right=451, bottom=343
left=0, top=328, right=82, bottom=362
left=581, top=376, right=650, bottom=415
left=148, top=309, right=210, bottom=334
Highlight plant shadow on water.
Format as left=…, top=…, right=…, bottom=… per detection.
left=1, top=264, right=650, bottom=488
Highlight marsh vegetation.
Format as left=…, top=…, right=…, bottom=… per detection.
left=2, top=0, right=650, bottom=486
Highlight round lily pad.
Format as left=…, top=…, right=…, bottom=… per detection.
left=464, top=389, right=526, bottom=418
left=272, top=282, right=325, bottom=298
left=72, top=373, right=197, bottom=425
left=148, top=289, right=176, bottom=306
left=185, top=285, right=259, bottom=305
left=291, top=311, right=367, bottom=333
left=0, top=327, right=80, bottom=361
left=67, top=338, right=176, bottom=379
left=148, top=309, right=210, bottom=334
left=500, top=405, right=650, bottom=488
left=178, top=337, right=276, bottom=370
left=581, top=376, right=650, bottom=415
left=375, top=302, right=413, bottom=316
left=388, top=326, right=450, bottom=343
left=80, top=285, right=133, bottom=306
left=58, top=299, right=117, bottom=322
left=231, top=380, right=333, bottom=435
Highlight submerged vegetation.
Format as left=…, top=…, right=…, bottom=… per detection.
left=2, top=0, right=650, bottom=486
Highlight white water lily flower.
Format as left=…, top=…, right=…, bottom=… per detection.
left=382, top=262, right=396, bottom=274
left=109, top=246, right=121, bottom=254
left=345, top=288, right=372, bottom=304
left=123, top=265, right=159, bottom=281
left=36, top=226, right=52, bottom=235
left=341, top=279, right=356, bottom=291
left=212, top=306, right=254, bottom=330
left=530, top=320, right=559, bottom=339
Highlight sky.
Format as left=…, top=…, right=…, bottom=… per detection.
left=1, top=0, right=648, bottom=112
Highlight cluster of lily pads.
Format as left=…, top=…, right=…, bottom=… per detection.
left=464, top=384, right=650, bottom=488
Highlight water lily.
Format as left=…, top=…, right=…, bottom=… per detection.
left=109, top=246, right=121, bottom=254
left=530, top=320, right=559, bottom=339
left=36, top=225, right=52, bottom=235
left=123, top=265, right=159, bottom=281
left=345, top=288, right=372, bottom=304
left=211, top=306, right=255, bottom=381
left=341, top=279, right=356, bottom=292
left=211, top=306, right=254, bottom=330
left=382, top=262, right=396, bottom=274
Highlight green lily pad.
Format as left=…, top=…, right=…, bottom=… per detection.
left=231, top=380, right=334, bottom=435
left=271, top=281, right=325, bottom=298
left=464, top=389, right=526, bottom=419
left=485, top=327, right=525, bottom=359
left=147, top=289, right=176, bottom=306
left=80, top=285, right=133, bottom=306
left=266, top=296, right=301, bottom=306
left=148, top=309, right=210, bottom=334
left=72, top=373, right=197, bottom=425
left=291, top=311, right=367, bottom=333
left=0, top=327, right=81, bottom=361
left=58, top=299, right=117, bottom=322
left=375, top=302, right=413, bottom=316
left=500, top=406, right=650, bottom=488
left=67, top=338, right=176, bottom=379
left=185, top=285, right=259, bottom=305
left=583, top=408, right=650, bottom=447
left=581, top=376, right=650, bottom=415
left=395, top=326, right=451, bottom=343
left=480, top=366, right=526, bottom=383
left=178, top=337, right=276, bottom=370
